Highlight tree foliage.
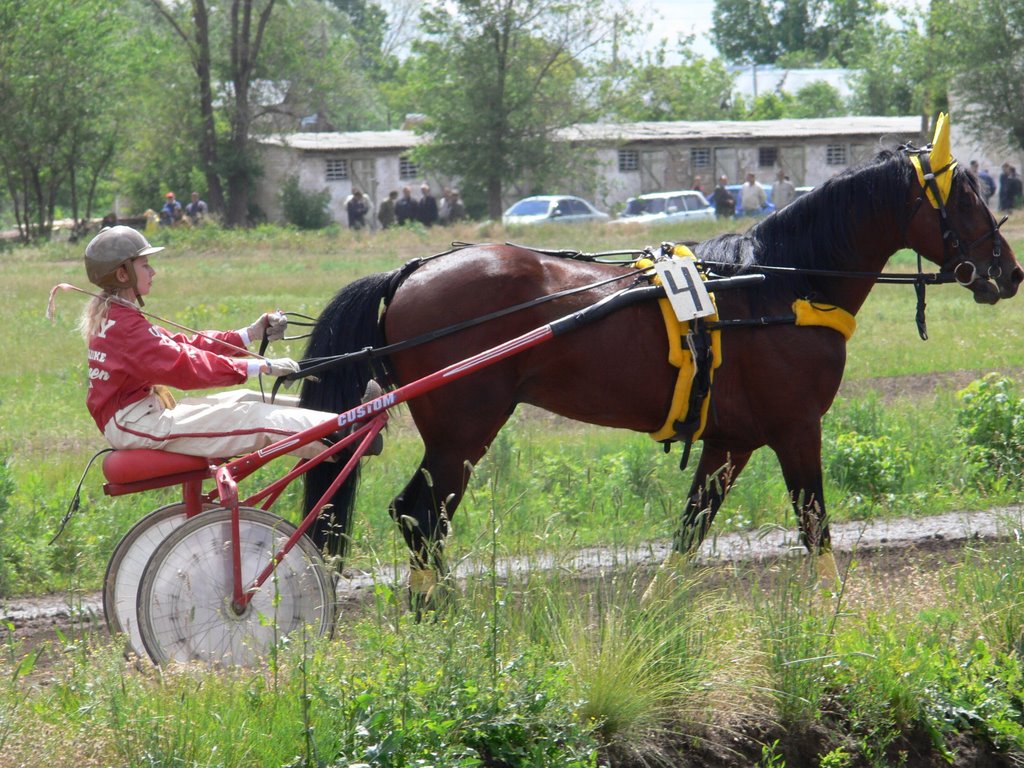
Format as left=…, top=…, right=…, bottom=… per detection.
left=0, top=0, right=137, bottom=241
left=948, top=0, right=1024, bottom=153
left=613, top=43, right=738, bottom=122
left=407, top=0, right=639, bottom=219
left=711, top=0, right=881, bottom=66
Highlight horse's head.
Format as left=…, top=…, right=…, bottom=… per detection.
left=903, top=113, right=1023, bottom=304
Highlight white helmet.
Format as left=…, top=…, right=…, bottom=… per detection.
left=84, top=226, right=163, bottom=296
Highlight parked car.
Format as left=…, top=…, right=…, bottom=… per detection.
left=502, top=195, right=609, bottom=226
left=609, top=190, right=715, bottom=225
left=726, top=183, right=777, bottom=217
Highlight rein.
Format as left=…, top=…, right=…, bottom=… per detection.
left=273, top=258, right=656, bottom=396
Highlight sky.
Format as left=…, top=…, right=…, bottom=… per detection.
left=643, top=0, right=718, bottom=60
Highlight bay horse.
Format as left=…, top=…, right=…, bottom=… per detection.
left=299, top=121, right=1022, bottom=603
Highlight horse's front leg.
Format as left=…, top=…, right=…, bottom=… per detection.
left=675, top=445, right=752, bottom=553
left=643, top=446, right=751, bottom=603
left=771, top=426, right=840, bottom=583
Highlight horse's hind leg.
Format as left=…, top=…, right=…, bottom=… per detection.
left=772, top=430, right=840, bottom=582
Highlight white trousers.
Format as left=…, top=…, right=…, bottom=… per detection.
left=103, top=389, right=339, bottom=460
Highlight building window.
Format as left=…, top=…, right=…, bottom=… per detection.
left=399, top=155, right=419, bottom=180
left=618, top=149, right=639, bottom=172
left=758, top=146, right=778, bottom=167
left=690, top=147, right=711, bottom=169
left=325, top=158, right=348, bottom=181
left=826, top=144, right=848, bottom=166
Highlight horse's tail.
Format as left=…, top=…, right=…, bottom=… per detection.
left=300, top=270, right=395, bottom=558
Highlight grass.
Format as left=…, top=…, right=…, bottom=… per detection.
left=5, top=218, right=1024, bottom=764
left=4, top=219, right=1024, bottom=596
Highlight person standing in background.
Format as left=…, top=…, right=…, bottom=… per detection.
left=418, top=184, right=439, bottom=227
left=773, top=169, right=796, bottom=210
left=378, top=190, right=398, bottom=229
left=395, top=186, right=418, bottom=225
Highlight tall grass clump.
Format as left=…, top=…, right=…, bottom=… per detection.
left=513, top=568, right=734, bottom=765
left=753, top=562, right=845, bottom=731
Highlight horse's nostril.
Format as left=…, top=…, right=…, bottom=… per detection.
left=1012, top=266, right=1024, bottom=286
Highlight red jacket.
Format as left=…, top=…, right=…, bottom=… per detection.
left=86, top=302, right=249, bottom=432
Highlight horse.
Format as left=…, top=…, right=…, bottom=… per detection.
left=299, top=118, right=1022, bottom=604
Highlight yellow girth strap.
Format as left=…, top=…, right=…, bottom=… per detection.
left=638, top=246, right=722, bottom=443
left=792, top=299, right=856, bottom=340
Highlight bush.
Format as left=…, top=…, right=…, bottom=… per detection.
left=956, top=373, right=1024, bottom=485
left=827, top=432, right=911, bottom=497
left=280, top=175, right=332, bottom=230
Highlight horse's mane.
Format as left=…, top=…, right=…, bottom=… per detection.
left=693, top=149, right=919, bottom=304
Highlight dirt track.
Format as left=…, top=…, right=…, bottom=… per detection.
left=5, top=505, right=1019, bottom=652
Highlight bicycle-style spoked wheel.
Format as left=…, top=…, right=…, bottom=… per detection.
left=103, top=503, right=195, bottom=657
left=137, top=507, right=336, bottom=666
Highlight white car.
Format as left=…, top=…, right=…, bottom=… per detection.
left=502, top=195, right=610, bottom=226
left=611, top=190, right=715, bottom=225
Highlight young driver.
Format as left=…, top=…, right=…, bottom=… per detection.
left=79, top=225, right=340, bottom=460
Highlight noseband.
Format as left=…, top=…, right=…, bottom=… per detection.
left=901, top=143, right=1007, bottom=287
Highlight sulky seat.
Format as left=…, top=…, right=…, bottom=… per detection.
left=102, top=449, right=216, bottom=503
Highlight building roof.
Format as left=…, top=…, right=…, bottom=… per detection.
left=559, top=116, right=923, bottom=144
left=260, top=116, right=923, bottom=153
left=260, top=130, right=421, bottom=152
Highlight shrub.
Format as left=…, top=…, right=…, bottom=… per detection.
left=956, top=373, right=1024, bottom=485
left=826, top=432, right=911, bottom=497
left=280, top=175, right=332, bottom=230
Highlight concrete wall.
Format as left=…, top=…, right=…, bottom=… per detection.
left=255, top=145, right=450, bottom=227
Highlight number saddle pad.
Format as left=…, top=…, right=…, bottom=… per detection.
left=639, top=248, right=857, bottom=444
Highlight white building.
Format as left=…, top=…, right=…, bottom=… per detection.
left=254, top=116, right=924, bottom=224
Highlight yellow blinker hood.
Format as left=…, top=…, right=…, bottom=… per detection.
left=909, top=111, right=957, bottom=208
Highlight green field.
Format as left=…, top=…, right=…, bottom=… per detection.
left=4, top=219, right=1024, bottom=766
left=3, top=218, right=1024, bottom=595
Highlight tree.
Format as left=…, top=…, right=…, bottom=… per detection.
left=845, top=5, right=950, bottom=119
left=711, top=0, right=881, bottom=66
left=0, top=0, right=135, bottom=241
left=948, top=0, right=1024, bottom=153
left=407, top=0, right=640, bottom=220
left=148, top=0, right=279, bottom=226
left=614, top=41, right=739, bottom=122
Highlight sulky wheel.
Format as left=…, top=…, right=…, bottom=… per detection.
left=136, top=506, right=336, bottom=666
left=103, top=503, right=197, bottom=658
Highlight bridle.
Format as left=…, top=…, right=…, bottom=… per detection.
left=900, top=142, right=1007, bottom=288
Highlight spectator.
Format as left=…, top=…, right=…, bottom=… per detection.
left=709, top=175, right=735, bottom=219
left=418, top=183, right=439, bottom=227
left=692, top=175, right=704, bottom=196
left=999, top=162, right=1015, bottom=210
left=395, top=186, right=418, bottom=226
left=185, top=191, right=208, bottom=225
left=438, top=186, right=452, bottom=225
left=346, top=189, right=369, bottom=229
left=1010, top=167, right=1024, bottom=210
left=740, top=172, right=767, bottom=215
left=773, top=169, right=796, bottom=210
left=100, top=212, right=118, bottom=229
left=378, top=190, right=398, bottom=229
left=159, top=192, right=182, bottom=227
left=446, top=189, right=466, bottom=224
left=978, top=167, right=996, bottom=206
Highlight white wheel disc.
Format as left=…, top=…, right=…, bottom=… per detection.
left=137, top=507, right=336, bottom=666
left=103, top=503, right=193, bottom=657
